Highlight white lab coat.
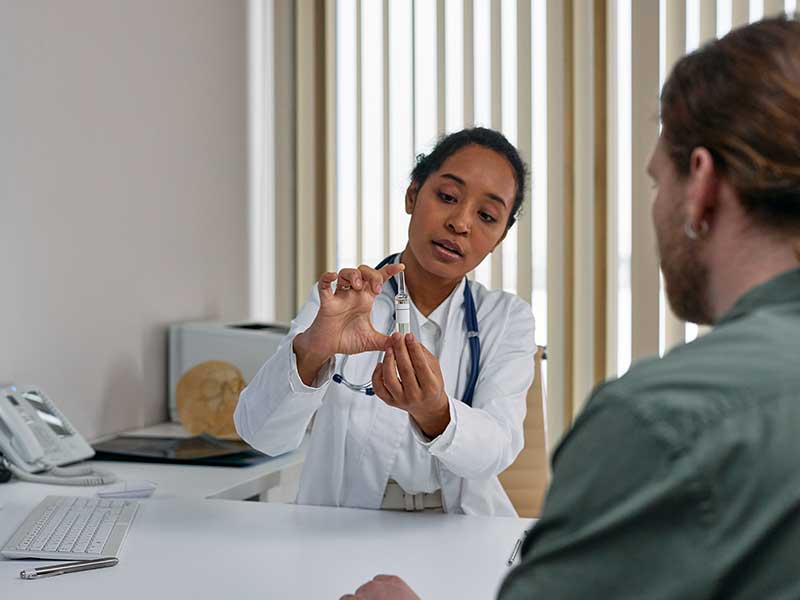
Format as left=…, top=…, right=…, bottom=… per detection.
left=234, top=277, right=535, bottom=516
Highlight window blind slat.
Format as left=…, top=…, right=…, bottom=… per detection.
left=699, top=0, right=717, bottom=43
left=517, top=0, right=533, bottom=304
left=437, top=0, right=446, bottom=134
left=764, top=0, right=785, bottom=16
left=360, top=0, right=385, bottom=266
left=545, top=0, right=571, bottom=442
left=388, top=0, right=413, bottom=254
left=491, top=0, right=504, bottom=290
left=573, top=0, right=596, bottom=409
left=663, top=0, right=686, bottom=351
left=356, top=0, right=363, bottom=265
left=630, top=0, right=661, bottom=360
left=463, top=0, right=475, bottom=126
left=732, top=0, right=749, bottom=26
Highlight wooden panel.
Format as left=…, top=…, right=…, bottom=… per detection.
left=499, top=346, right=549, bottom=518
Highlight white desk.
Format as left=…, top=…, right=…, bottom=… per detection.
left=86, top=422, right=308, bottom=501
left=0, top=487, right=532, bottom=600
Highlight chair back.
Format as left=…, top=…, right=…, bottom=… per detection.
left=498, top=345, right=549, bottom=517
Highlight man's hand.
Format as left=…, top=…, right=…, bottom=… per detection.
left=340, top=575, right=421, bottom=600
left=371, top=333, right=451, bottom=438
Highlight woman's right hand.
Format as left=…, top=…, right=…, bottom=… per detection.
left=293, top=263, right=404, bottom=384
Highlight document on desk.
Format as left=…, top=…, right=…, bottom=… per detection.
left=97, top=480, right=157, bottom=499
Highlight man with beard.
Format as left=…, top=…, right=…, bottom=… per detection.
left=342, top=15, right=800, bottom=600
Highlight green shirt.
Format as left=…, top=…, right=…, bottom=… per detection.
left=499, top=268, right=800, bottom=600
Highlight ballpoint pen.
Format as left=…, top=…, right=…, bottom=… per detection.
left=506, top=531, right=528, bottom=566
left=20, top=557, right=119, bottom=580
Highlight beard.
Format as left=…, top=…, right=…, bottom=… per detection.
left=657, top=220, right=713, bottom=326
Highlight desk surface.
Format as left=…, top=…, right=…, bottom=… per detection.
left=1, top=423, right=307, bottom=501
left=0, top=491, right=532, bottom=600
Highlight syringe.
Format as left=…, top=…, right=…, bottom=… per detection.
left=394, top=271, right=410, bottom=335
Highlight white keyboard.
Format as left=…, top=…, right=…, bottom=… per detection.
left=2, top=495, right=139, bottom=560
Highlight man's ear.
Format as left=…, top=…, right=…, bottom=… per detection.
left=685, top=147, right=719, bottom=229
left=793, top=239, right=800, bottom=262
left=405, top=183, right=419, bottom=215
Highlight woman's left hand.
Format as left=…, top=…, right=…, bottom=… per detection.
left=371, top=332, right=451, bottom=438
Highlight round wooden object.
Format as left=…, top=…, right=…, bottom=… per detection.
left=176, top=361, right=246, bottom=440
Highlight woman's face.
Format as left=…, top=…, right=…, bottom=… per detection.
left=405, top=144, right=516, bottom=281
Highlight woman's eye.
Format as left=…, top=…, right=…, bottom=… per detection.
left=479, top=212, right=497, bottom=224
left=438, top=192, right=457, bottom=203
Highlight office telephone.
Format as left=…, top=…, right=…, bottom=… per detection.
left=0, top=385, right=115, bottom=485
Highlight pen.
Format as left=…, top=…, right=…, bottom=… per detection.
left=20, top=557, right=119, bottom=580
left=506, top=530, right=528, bottom=566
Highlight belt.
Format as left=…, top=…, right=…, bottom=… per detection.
left=381, top=480, right=443, bottom=512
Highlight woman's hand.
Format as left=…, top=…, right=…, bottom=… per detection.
left=371, top=332, right=451, bottom=438
left=294, top=264, right=404, bottom=385
left=340, top=575, right=421, bottom=600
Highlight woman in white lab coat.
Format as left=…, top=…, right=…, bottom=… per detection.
left=234, top=127, right=536, bottom=516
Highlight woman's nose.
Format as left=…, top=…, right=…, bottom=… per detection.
left=446, top=207, right=471, bottom=235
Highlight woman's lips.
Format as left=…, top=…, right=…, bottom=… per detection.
left=431, top=240, right=463, bottom=262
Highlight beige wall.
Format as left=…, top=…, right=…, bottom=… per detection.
left=0, top=0, right=249, bottom=440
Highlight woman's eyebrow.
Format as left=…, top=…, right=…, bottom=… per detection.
left=441, top=173, right=508, bottom=208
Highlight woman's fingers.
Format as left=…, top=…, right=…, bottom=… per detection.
left=391, top=333, right=420, bottom=396
left=317, top=272, right=338, bottom=298
left=334, top=263, right=403, bottom=296
left=381, top=346, right=404, bottom=403
left=405, top=334, right=436, bottom=389
left=371, top=360, right=392, bottom=404
left=357, top=264, right=386, bottom=294
left=336, top=268, right=362, bottom=292
left=377, top=262, right=405, bottom=283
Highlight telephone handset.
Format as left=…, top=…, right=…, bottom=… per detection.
left=0, top=385, right=115, bottom=486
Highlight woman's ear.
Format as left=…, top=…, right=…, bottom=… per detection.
left=405, top=183, right=419, bottom=215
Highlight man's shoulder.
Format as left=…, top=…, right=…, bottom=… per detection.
left=586, top=318, right=800, bottom=455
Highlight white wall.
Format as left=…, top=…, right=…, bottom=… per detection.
left=0, top=0, right=249, bottom=440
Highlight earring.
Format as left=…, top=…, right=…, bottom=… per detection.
left=684, top=220, right=709, bottom=240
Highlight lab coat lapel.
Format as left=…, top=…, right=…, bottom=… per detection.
left=439, top=279, right=468, bottom=402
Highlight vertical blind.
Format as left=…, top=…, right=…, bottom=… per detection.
left=330, top=0, right=555, bottom=433
left=333, top=0, right=548, bottom=315
left=250, top=0, right=797, bottom=448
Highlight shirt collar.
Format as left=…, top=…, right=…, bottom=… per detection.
left=717, top=267, right=800, bottom=326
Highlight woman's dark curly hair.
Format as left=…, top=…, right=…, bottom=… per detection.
left=409, top=127, right=529, bottom=230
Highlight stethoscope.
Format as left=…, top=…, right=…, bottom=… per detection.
left=332, top=254, right=481, bottom=407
